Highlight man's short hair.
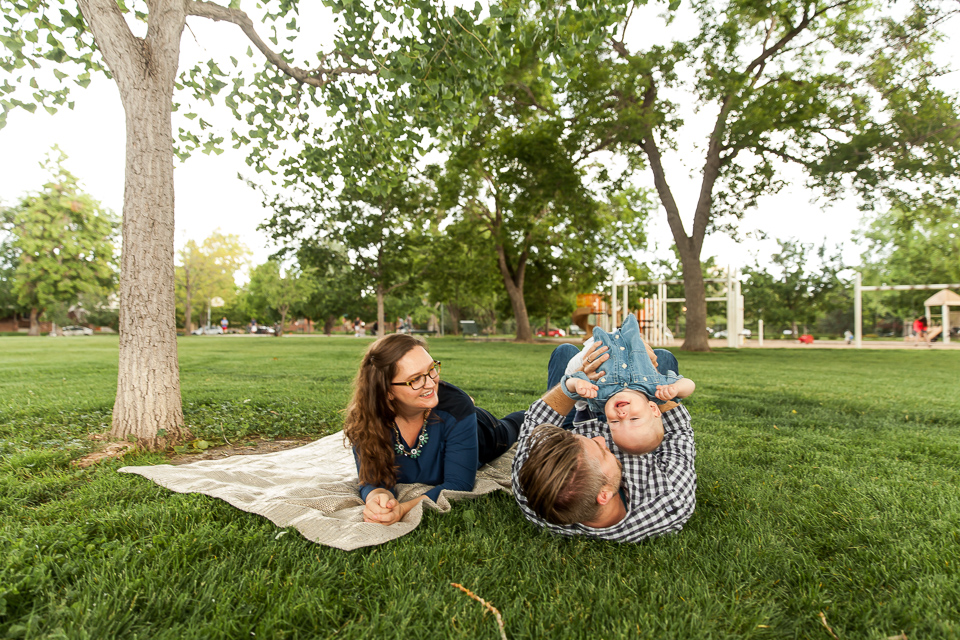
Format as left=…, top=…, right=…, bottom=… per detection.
left=517, top=424, right=606, bottom=525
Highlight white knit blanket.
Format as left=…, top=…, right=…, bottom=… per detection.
left=119, top=432, right=515, bottom=551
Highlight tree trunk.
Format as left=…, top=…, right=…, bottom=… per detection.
left=447, top=303, right=461, bottom=336
left=278, top=306, right=287, bottom=336
left=28, top=308, right=40, bottom=336
left=495, top=245, right=533, bottom=341
left=79, top=0, right=189, bottom=449
left=324, top=314, right=335, bottom=336
left=184, top=288, right=193, bottom=335
left=675, top=241, right=710, bottom=351
left=376, top=283, right=386, bottom=338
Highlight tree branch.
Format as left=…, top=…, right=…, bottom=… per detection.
left=185, top=0, right=377, bottom=87
left=745, top=0, right=856, bottom=78
left=76, top=0, right=146, bottom=91
left=639, top=75, right=691, bottom=252
left=505, top=82, right=554, bottom=115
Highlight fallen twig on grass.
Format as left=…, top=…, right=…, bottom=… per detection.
left=450, top=583, right=507, bottom=640
left=219, top=421, right=233, bottom=445
left=819, top=612, right=839, bottom=639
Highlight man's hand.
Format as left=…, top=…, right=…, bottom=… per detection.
left=363, top=489, right=402, bottom=525
left=567, top=376, right=599, bottom=399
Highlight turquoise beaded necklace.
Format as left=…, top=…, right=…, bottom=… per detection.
left=393, top=410, right=430, bottom=459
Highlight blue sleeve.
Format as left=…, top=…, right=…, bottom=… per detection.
left=424, top=413, right=478, bottom=502
left=353, top=447, right=396, bottom=502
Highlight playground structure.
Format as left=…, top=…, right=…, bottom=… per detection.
left=606, top=268, right=746, bottom=348
left=853, top=273, right=960, bottom=348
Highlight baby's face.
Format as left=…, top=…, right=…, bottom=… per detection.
left=604, top=389, right=664, bottom=455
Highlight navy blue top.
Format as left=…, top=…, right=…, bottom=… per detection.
left=355, top=381, right=480, bottom=503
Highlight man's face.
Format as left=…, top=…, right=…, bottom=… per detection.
left=578, top=434, right=623, bottom=489
left=604, top=389, right=664, bottom=455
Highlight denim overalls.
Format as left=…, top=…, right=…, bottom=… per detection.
left=565, top=314, right=683, bottom=414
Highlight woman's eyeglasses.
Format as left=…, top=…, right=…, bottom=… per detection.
left=391, top=361, right=441, bottom=390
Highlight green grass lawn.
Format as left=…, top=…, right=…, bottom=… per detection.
left=2, top=335, right=958, bottom=639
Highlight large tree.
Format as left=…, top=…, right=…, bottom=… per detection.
left=0, top=151, right=118, bottom=335
left=247, top=259, right=316, bottom=336
left=295, top=240, right=366, bottom=335
left=420, top=216, right=503, bottom=336
left=0, top=0, right=395, bottom=447
left=562, top=0, right=960, bottom=350
left=438, top=118, right=649, bottom=341
left=175, top=230, right=249, bottom=334
left=264, top=165, right=429, bottom=339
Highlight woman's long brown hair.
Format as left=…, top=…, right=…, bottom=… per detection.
left=343, top=333, right=428, bottom=489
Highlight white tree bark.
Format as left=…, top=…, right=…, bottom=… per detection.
left=71, top=0, right=375, bottom=449
left=78, top=0, right=187, bottom=448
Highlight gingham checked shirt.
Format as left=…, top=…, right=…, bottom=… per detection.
left=511, top=399, right=697, bottom=542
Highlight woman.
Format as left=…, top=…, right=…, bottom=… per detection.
left=344, top=334, right=523, bottom=525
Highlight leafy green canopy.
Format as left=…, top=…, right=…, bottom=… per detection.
left=0, top=149, right=118, bottom=315
left=274, top=0, right=650, bottom=339
left=175, top=231, right=250, bottom=308
left=247, top=259, right=317, bottom=326
left=527, top=0, right=959, bottom=348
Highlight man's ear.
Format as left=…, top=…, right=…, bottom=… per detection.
left=596, top=485, right=617, bottom=506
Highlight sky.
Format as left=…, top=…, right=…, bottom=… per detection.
left=0, top=3, right=956, bottom=286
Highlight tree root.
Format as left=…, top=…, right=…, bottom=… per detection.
left=72, top=440, right=137, bottom=468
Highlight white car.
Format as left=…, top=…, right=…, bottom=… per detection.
left=714, top=329, right=750, bottom=339
left=191, top=325, right=224, bottom=335
left=61, top=325, right=94, bottom=336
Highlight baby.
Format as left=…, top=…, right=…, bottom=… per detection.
left=561, top=314, right=695, bottom=455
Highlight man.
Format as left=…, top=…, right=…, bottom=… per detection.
left=511, top=341, right=697, bottom=542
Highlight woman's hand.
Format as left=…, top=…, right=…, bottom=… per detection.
left=363, top=489, right=402, bottom=525
left=579, top=341, right=609, bottom=381
left=644, top=340, right=659, bottom=368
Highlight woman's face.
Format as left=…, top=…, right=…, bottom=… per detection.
left=387, top=346, right=440, bottom=416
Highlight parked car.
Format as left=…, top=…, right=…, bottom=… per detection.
left=61, top=325, right=94, bottom=336
left=568, top=325, right=586, bottom=336
left=714, top=328, right=750, bottom=339
left=191, top=325, right=224, bottom=335
left=536, top=328, right=566, bottom=337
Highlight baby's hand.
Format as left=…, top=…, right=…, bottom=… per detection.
left=566, top=377, right=599, bottom=398
left=574, top=378, right=599, bottom=399
left=655, top=384, right=679, bottom=401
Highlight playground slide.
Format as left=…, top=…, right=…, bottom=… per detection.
left=928, top=326, right=943, bottom=341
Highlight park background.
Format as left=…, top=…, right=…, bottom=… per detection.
left=2, top=0, right=959, bottom=344
left=1, top=0, right=959, bottom=637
